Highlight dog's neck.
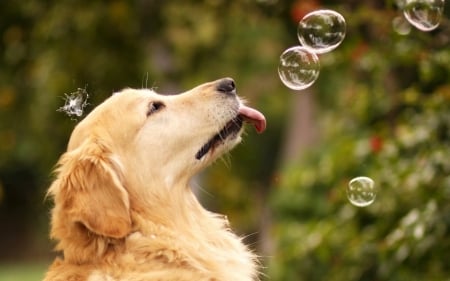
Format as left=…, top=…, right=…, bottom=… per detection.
left=54, top=182, right=232, bottom=255
left=128, top=182, right=222, bottom=234
left=126, top=186, right=258, bottom=280
left=53, top=183, right=258, bottom=280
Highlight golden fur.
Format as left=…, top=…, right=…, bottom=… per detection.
left=44, top=78, right=264, bottom=281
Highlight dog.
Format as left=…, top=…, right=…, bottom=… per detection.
left=44, top=78, right=266, bottom=281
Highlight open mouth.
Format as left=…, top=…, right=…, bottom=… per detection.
left=195, top=105, right=266, bottom=160
left=195, top=116, right=243, bottom=160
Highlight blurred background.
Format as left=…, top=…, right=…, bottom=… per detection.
left=0, top=0, right=449, bottom=280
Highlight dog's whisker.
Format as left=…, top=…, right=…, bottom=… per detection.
left=219, top=153, right=232, bottom=169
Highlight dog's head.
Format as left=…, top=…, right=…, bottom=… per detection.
left=48, top=78, right=265, bottom=242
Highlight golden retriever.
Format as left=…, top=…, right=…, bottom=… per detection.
left=44, top=78, right=266, bottom=281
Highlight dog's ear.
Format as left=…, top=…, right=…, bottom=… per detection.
left=49, top=139, right=131, bottom=238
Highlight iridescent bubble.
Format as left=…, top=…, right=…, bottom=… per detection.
left=347, top=176, right=377, bottom=207
left=403, top=0, right=445, bottom=31
left=395, top=0, right=408, bottom=9
left=58, top=88, right=89, bottom=118
left=392, top=16, right=412, bottom=35
left=278, top=46, right=320, bottom=90
left=297, top=9, right=346, bottom=54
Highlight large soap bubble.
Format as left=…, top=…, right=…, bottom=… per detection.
left=403, top=0, right=445, bottom=31
left=278, top=46, right=320, bottom=91
left=297, top=9, right=346, bottom=54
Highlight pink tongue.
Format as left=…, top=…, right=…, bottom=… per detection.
left=238, top=105, right=266, bottom=133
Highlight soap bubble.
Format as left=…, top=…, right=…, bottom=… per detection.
left=297, top=9, right=346, bottom=54
left=278, top=46, right=320, bottom=90
left=403, top=0, right=445, bottom=31
left=347, top=176, right=377, bottom=207
left=58, top=87, right=89, bottom=118
left=393, top=16, right=412, bottom=35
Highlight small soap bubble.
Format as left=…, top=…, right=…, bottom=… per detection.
left=278, top=46, right=320, bottom=90
left=395, top=0, right=408, bottom=9
left=403, top=0, right=444, bottom=31
left=58, top=87, right=89, bottom=118
left=347, top=176, right=377, bottom=207
left=392, top=16, right=412, bottom=35
left=297, top=9, right=346, bottom=54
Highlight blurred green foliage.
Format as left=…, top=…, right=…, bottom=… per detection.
left=0, top=264, right=46, bottom=281
left=0, top=1, right=449, bottom=281
left=269, top=1, right=450, bottom=280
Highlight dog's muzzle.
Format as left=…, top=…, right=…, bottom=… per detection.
left=195, top=78, right=266, bottom=160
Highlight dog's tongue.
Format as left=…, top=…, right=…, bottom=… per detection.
left=239, top=105, right=266, bottom=133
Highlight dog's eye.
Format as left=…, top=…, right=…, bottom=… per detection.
left=147, top=101, right=165, bottom=116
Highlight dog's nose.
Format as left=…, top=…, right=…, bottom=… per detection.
left=216, top=78, right=236, bottom=94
